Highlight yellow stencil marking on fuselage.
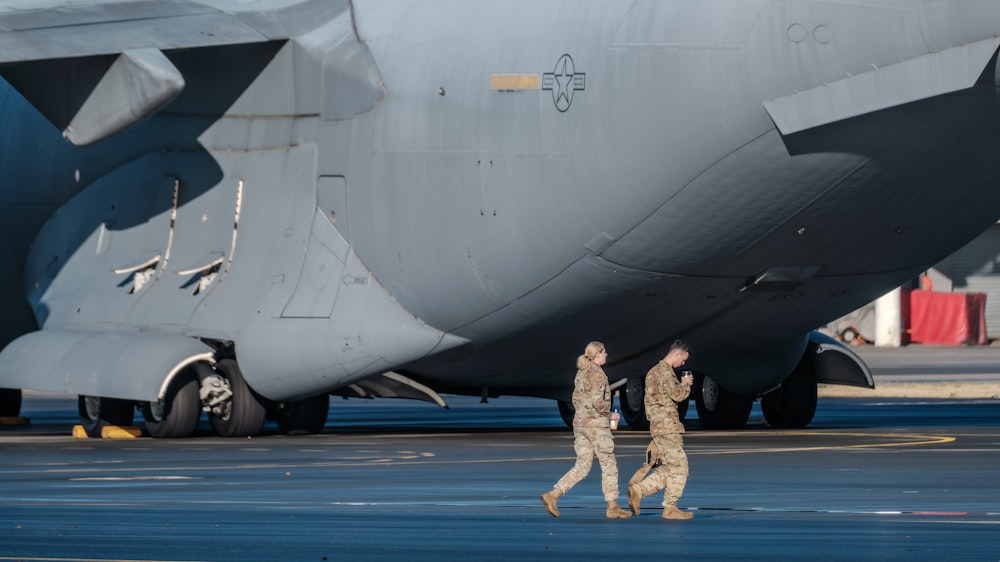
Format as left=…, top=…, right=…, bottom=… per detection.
left=490, top=74, right=540, bottom=90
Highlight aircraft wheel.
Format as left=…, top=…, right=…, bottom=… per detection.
left=208, top=358, right=266, bottom=437
left=142, top=375, right=201, bottom=438
left=761, top=362, right=817, bottom=428
left=619, top=377, right=649, bottom=430
left=557, top=400, right=574, bottom=428
left=0, top=388, right=22, bottom=416
left=275, top=394, right=330, bottom=435
left=77, top=395, right=135, bottom=437
left=694, top=375, right=752, bottom=429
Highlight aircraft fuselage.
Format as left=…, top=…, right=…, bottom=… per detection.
left=1, top=0, right=1000, bottom=413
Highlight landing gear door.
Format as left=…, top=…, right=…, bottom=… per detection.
left=808, top=331, right=875, bottom=388
left=281, top=206, right=349, bottom=319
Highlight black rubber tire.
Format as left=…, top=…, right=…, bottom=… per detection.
left=761, top=363, right=818, bottom=429
left=142, top=375, right=202, bottom=438
left=694, top=375, right=753, bottom=429
left=0, top=388, right=22, bottom=417
left=619, top=377, right=649, bottom=430
left=275, top=394, right=330, bottom=435
left=77, top=396, right=135, bottom=438
left=208, top=358, right=266, bottom=437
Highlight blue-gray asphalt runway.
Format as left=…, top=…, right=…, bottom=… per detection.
left=855, top=345, right=1000, bottom=382
left=2, top=377, right=1000, bottom=561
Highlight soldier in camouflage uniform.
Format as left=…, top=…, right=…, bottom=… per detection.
left=541, top=341, right=631, bottom=519
left=627, top=340, right=694, bottom=520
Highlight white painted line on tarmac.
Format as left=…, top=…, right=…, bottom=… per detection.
left=693, top=506, right=1000, bottom=517
left=68, top=476, right=201, bottom=481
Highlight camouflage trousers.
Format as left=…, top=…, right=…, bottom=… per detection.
left=553, top=427, right=621, bottom=502
left=632, top=433, right=688, bottom=507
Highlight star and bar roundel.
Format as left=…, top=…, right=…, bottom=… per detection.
left=490, top=54, right=586, bottom=112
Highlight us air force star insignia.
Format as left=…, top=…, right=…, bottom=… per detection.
left=542, top=54, right=586, bottom=112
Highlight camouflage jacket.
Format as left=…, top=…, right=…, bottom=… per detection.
left=644, top=360, right=690, bottom=435
left=571, top=363, right=613, bottom=428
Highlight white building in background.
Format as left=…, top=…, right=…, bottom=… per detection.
left=933, top=224, right=1000, bottom=339
left=827, top=224, right=1000, bottom=346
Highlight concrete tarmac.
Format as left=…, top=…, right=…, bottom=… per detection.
left=1, top=348, right=1000, bottom=561
left=824, top=345, right=1000, bottom=398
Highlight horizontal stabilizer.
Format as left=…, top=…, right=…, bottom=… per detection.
left=764, top=37, right=1000, bottom=135
left=0, top=330, right=215, bottom=401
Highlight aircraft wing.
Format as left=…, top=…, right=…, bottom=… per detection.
left=0, top=0, right=271, bottom=64
left=0, top=0, right=340, bottom=145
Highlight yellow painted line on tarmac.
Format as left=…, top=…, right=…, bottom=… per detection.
left=687, top=431, right=956, bottom=455
left=927, top=432, right=1000, bottom=437
left=0, top=431, right=957, bottom=476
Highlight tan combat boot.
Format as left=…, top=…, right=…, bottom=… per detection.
left=541, top=489, right=563, bottom=518
left=606, top=501, right=632, bottom=519
left=662, top=506, right=694, bottom=520
left=626, top=485, right=642, bottom=516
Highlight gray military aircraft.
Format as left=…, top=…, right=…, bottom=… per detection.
left=1, top=0, right=998, bottom=438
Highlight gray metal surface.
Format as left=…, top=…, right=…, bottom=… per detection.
left=2, top=1, right=1000, bottom=429
left=0, top=330, right=214, bottom=400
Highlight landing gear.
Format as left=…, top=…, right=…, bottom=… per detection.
left=694, top=374, right=753, bottom=429
left=761, top=361, right=817, bottom=428
left=0, top=388, right=21, bottom=417
left=619, top=377, right=648, bottom=430
left=142, top=374, right=202, bottom=438
left=206, top=358, right=266, bottom=437
left=77, top=395, right=135, bottom=437
left=275, top=394, right=330, bottom=434
left=619, top=375, right=690, bottom=429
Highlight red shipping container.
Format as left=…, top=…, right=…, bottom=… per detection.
left=906, top=289, right=987, bottom=346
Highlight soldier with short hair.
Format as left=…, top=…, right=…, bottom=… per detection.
left=541, top=341, right=631, bottom=519
left=627, top=339, right=694, bottom=520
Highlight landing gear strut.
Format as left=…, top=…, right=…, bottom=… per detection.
left=275, top=394, right=330, bottom=435
left=206, top=358, right=266, bottom=437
